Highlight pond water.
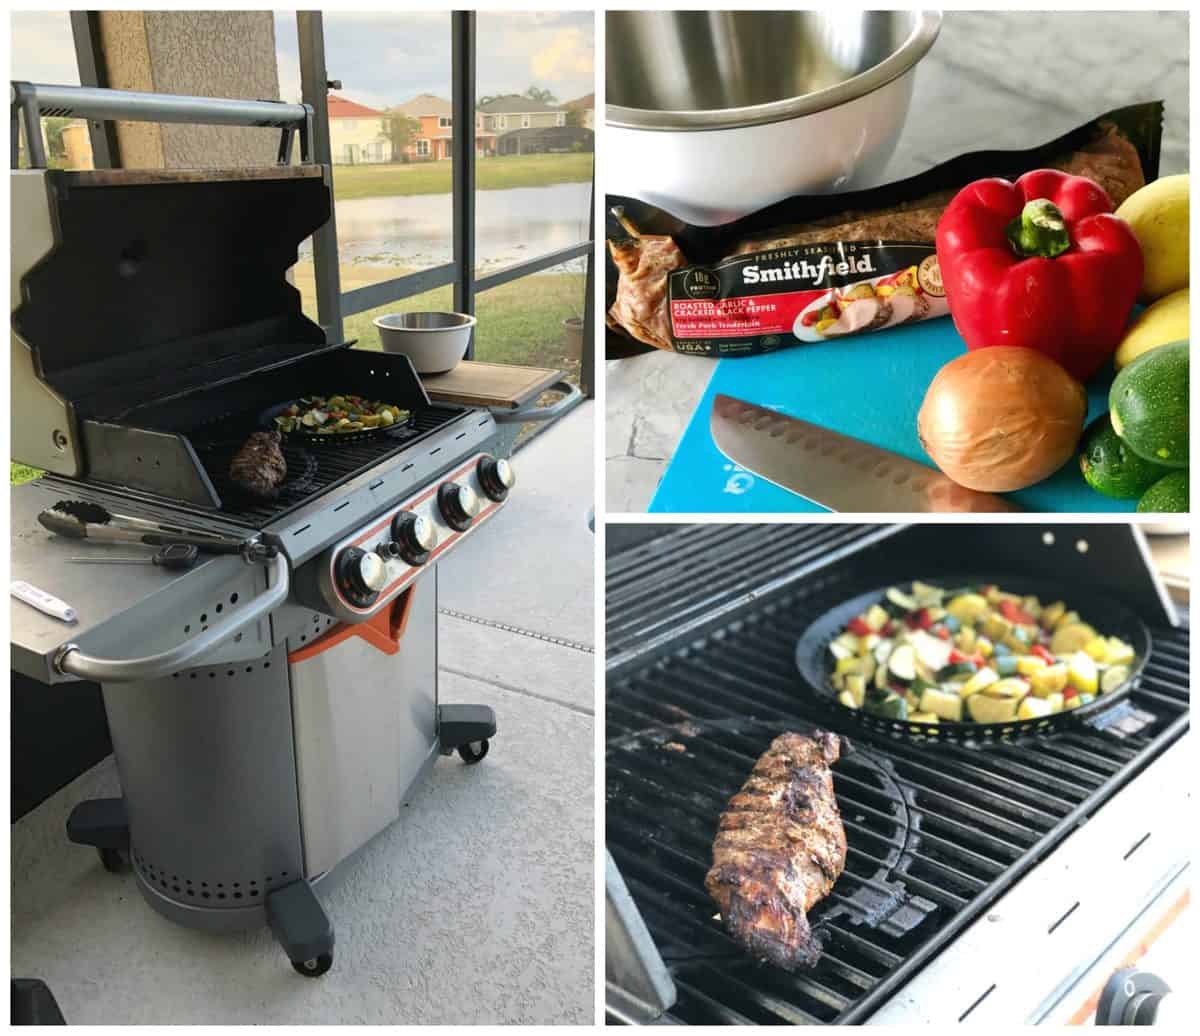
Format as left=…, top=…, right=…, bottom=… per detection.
left=299, top=181, right=591, bottom=274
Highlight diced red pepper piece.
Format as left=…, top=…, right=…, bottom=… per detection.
left=948, top=649, right=968, bottom=665
left=847, top=616, right=871, bottom=637
left=1063, top=686, right=1078, bottom=699
left=933, top=626, right=951, bottom=641
left=998, top=599, right=1036, bottom=625
left=972, top=653, right=986, bottom=669
left=882, top=620, right=896, bottom=636
left=1031, top=644, right=1056, bottom=664
left=914, top=608, right=934, bottom=630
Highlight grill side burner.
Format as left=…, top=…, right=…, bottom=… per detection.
left=605, top=525, right=1188, bottom=1024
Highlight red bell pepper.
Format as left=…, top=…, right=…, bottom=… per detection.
left=998, top=599, right=1036, bottom=626
left=847, top=616, right=872, bottom=637
left=935, top=169, right=1143, bottom=382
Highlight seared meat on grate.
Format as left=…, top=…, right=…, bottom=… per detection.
left=705, top=731, right=847, bottom=969
left=229, top=430, right=288, bottom=498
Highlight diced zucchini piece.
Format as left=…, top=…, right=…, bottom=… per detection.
left=1044, top=692, right=1064, bottom=714
left=911, top=581, right=945, bottom=607
left=1066, top=651, right=1098, bottom=694
left=919, top=685, right=963, bottom=722
left=1029, top=663, right=1068, bottom=697
left=975, top=635, right=994, bottom=658
left=866, top=692, right=908, bottom=721
left=980, top=613, right=1013, bottom=642
left=937, top=661, right=977, bottom=681
left=959, top=666, right=999, bottom=698
left=1016, top=655, right=1048, bottom=676
left=874, top=662, right=889, bottom=690
left=1021, top=596, right=1043, bottom=620
left=1084, top=636, right=1110, bottom=661
left=1100, top=665, right=1130, bottom=695
left=1017, top=696, right=1052, bottom=720
left=835, top=656, right=862, bottom=675
left=1055, top=609, right=1081, bottom=630
left=1050, top=623, right=1098, bottom=655
left=1104, top=638, right=1135, bottom=666
left=837, top=690, right=859, bottom=710
left=969, top=693, right=1020, bottom=723
left=888, top=644, right=917, bottom=683
left=829, top=634, right=857, bottom=661
left=1041, top=600, right=1066, bottom=629
left=845, top=674, right=867, bottom=707
left=886, top=587, right=919, bottom=612
left=908, top=711, right=940, bottom=724
left=865, top=605, right=890, bottom=632
left=910, top=630, right=952, bottom=672
left=858, top=633, right=882, bottom=657
left=982, top=677, right=1031, bottom=699
left=947, top=593, right=989, bottom=624
left=955, top=625, right=978, bottom=652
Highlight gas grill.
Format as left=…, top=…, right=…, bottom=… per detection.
left=606, top=524, right=1189, bottom=1024
left=10, top=84, right=516, bottom=977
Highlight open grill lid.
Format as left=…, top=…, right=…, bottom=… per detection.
left=14, top=165, right=338, bottom=419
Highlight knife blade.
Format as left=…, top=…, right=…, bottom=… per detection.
left=710, top=394, right=1021, bottom=513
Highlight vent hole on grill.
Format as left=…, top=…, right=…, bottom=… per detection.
left=217, top=893, right=226, bottom=900
left=202, top=892, right=210, bottom=899
left=216, top=604, right=223, bottom=614
left=246, top=667, right=253, bottom=674
left=231, top=593, right=239, bottom=604
left=189, top=673, right=197, bottom=680
left=184, top=625, right=191, bottom=634
left=200, top=614, right=208, bottom=623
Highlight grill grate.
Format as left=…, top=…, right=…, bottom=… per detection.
left=606, top=527, right=1189, bottom=1024
left=184, top=404, right=464, bottom=526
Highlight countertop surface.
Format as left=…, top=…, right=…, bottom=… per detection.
left=606, top=9, right=1190, bottom=511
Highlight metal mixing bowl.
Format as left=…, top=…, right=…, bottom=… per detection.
left=606, top=10, right=942, bottom=223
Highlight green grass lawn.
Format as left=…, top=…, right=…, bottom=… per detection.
left=332, top=152, right=592, bottom=201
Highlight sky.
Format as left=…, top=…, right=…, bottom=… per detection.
left=9, top=11, right=593, bottom=109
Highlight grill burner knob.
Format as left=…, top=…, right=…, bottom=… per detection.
left=438, top=482, right=480, bottom=532
left=390, top=511, right=436, bottom=565
left=336, top=546, right=388, bottom=604
left=477, top=455, right=515, bottom=501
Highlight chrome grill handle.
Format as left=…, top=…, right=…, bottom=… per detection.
left=54, top=554, right=289, bottom=683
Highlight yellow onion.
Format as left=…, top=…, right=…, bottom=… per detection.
left=917, top=347, right=1087, bottom=492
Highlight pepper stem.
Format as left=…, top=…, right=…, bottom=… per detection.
left=1006, top=198, right=1071, bottom=258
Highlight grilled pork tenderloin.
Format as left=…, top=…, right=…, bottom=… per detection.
left=705, top=731, right=847, bottom=969
left=229, top=430, right=288, bottom=498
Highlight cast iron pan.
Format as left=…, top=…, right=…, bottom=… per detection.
left=794, top=575, right=1152, bottom=745
left=258, top=397, right=414, bottom=447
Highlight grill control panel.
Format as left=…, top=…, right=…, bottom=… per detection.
left=315, top=452, right=513, bottom=623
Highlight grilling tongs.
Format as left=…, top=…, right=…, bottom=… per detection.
left=39, top=500, right=277, bottom=564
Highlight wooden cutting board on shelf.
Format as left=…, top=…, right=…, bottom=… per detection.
left=420, top=361, right=561, bottom=410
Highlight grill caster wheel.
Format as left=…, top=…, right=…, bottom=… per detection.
left=292, top=953, right=333, bottom=978
left=458, top=739, right=489, bottom=764
left=98, top=847, right=128, bottom=873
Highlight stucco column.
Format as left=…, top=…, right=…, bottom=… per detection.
left=96, top=10, right=281, bottom=168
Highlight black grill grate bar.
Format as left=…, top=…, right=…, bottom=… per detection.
left=606, top=526, right=887, bottom=660
left=606, top=525, right=862, bottom=614
left=670, top=978, right=760, bottom=1025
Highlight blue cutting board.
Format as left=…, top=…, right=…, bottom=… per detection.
left=649, top=316, right=1134, bottom=513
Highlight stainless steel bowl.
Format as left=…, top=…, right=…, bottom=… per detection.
left=605, top=10, right=942, bottom=223
left=373, top=311, right=476, bottom=374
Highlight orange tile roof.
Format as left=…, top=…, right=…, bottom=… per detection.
left=327, top=94, right=385, bottom=119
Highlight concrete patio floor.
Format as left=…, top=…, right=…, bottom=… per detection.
left=10, top=401, right=596, bottom=1025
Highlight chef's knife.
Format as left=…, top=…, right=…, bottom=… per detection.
left=710, top=394, right=1021, bottom=513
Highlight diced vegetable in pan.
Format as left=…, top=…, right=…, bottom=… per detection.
left=273, top=395, right=410, bottom=434
left=828, top=581, right=1135, bottom=725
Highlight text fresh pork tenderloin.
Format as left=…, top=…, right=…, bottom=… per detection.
left=608, top=123, right=1148, bottom=352
left=704, top=731, right=848, bottom=969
